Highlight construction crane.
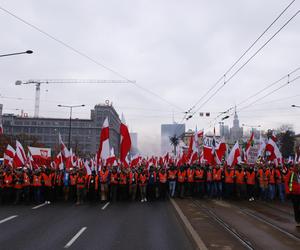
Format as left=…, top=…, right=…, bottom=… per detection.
left=15, top=79, right=134, bottom=117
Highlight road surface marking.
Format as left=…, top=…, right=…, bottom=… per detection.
left=32, top=203, right=48, bottom=210
left=170, top=199, right=208, bottom=250
left=101, top=202, right=110, bottom=210
left=64, top=227, right=87, bottom=248
left=0, top=215, right=18, bottom=224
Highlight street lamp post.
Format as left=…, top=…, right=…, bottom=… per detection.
left=291, top=105, right=300, bottom=108
left=57, top=104, right=85, bottom=149
left=0, top=50, right=33, bottom=58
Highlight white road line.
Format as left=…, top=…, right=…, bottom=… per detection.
left=0, top=215, right=18, bottom=224
left=64, top=227, right=87, bottom=248
left=32, top=203, right=48, bottom=210
left=101, top=202, right=110, bottom=210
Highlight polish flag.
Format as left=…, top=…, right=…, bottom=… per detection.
left=28, top=146, right=51, bottom=166
left=4, top=144, right=15, bottom=166
left=84, top=160, right=92, bottom=175
left=244, top=132, right=254, bottom=163
left=215, top=138, right=227, bottom=164
left=26, top=150, right=38, bottom=170
left=130, top=154, right=141, bottom=168
left=54, top=152, right=64, bottom=170
left=97, top=117, right=110, bottom=165
left=13, top=140, right=27, bottom=168
left=265, top=138, right=282, bottom=164
left=190, top=127, right=200, bottom=164
left=227, top=141, right=241, bottom=167
left=106, top=148, right=117, bottom=166
left=59, top=133, right=70, bottom=159
left=120, top=114, right=131, bottom=164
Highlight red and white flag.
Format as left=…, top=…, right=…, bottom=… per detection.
left=120, top=114, right=131, bottom=164
left=265, top=138, right=282, bottom=164
left=227, top=141, right=241, bottom=167
left=189, top=127, right=200, bottom=164
left=106, top=148, right=117, bottom=166
left=59, top=133, right=70, bottom=159
left=97, top=117, right=110, bottom=165
left=54, top=152, right=64, bottom=170
left=244, top=132, right=254, bottom=163
left=130, top=154, right=141, bottom=168
left=28, top=146, right=51, bottom=166
left=4, top=144, right=15, bottom=166
left=13, top=140, right=27, bottom=168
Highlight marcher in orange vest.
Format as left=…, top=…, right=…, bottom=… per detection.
left=235, top=165, right=246, bottom=199
left=257, top=164, right=268, bottom=200
left=119, top=167, right=128, bottom=201
left=139, top=168, right=148, bottom=202
left=206, top=164, right=213, bottom=198
left=14, top=169, right=23, bottom=205
left=286, top=163, right=300, bottom=226
left=246, top=165, right=256, bottom=201
left=76, top=170, right=86, bottom=205
left=147, top=166, right=157, bottom=201
left=69, top=169, right=77, bottom=202
left=213, top=165, right=223, bottom=199
left=99, top=166, right=110, bottom=202
left=54, top=170, right=63, bottom=201
left=275, top=165, right=285, bottom=202
left=194, top=165, right=205, bottom=198
left=22, top=168, right=31, bottom=204
left=87, top=170, right=98, bottom=202
left=187, top=166, right=195, bottom=196
left=42, top=168, right=53, bottom=204
left=3, top=168, right=14, bottom=203
left=177, top=167, right=186, bottom=198
left=33, top=170, right=43, bottom=203
left=110, top=167, right=119, bottom=202
left=128, top=168, right=138, bottom=201
left=158, top=168, right=167, bottom=200
left=168, top=166, right=177, bottom=198
left=266, top=163, right=276, bottom=200
left=224, top=165, right=235, bottom=199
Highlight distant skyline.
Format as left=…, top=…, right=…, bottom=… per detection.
left=0, top=0, right=299, bottom=155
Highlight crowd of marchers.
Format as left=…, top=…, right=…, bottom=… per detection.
left=0, top=162, right=299, bottom=224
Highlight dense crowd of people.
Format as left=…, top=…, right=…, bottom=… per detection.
left=1, top=162, right=300, bottom=225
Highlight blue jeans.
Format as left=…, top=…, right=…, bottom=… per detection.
left=169, top=181, right=176, bottom=197
left=277, top=183, right=285, bottom=202
left=269, top=184, right=275, bottom=200
left=206, top=182, right=213, bottom=198
left=213, top=182, right=222, bottom=198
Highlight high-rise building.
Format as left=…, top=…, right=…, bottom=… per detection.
left=229, top=109, right=243, bottom=143
left=219, top=122, right=230, bottom=140
left=161, top=123, right=185, bottom=154
left=130, top=132, right=138, bottom=155
left=2, top=102, right=121, bottom=156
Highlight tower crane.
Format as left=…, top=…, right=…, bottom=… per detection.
left=15, top=79, right=134, bottom=118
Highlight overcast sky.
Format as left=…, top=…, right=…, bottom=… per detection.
left=0, top=0, right=299, bottom=155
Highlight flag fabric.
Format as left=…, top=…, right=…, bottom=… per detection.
left=28, top=146, right=51, bottom=166
left=130, top=154, right=141, bottom=168
left=106, top=148, right=117, bottom=166
left=13, top=140, right=27, bottom=168
left=97, top=117, right=110, bottom=166
left=54, top=152, right=64, bottom=170
left=227, top=141, right=241, bottom=167
left=265, top=138, right=282, bottom=164
left=244, top=132, right=254, bottom=163
left=59, top=133, right=70, bottom=159
left=120, top=114, right=131, bottom=164
left=4, top=144, right=15, bottom=166
left=203, top=137, right=226, bottom=165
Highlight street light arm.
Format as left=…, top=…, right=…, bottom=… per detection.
left=0, top=50, right=33, bottom=57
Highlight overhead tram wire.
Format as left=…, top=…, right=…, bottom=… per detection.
left=188, top=10, right=300, bottom=120
left=185, top=0, right=297, bottom=115
left=0, top=6, right=183, bottom=112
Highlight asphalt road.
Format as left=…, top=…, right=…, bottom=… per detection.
left=0, top=201, right=194, bottom=250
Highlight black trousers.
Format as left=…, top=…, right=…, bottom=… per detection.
left=291, top=194, right=300, bottom=223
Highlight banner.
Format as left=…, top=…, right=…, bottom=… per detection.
left=28, top=146, right=51, bottom=166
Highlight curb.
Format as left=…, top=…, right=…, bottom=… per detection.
left=170, top=198, right=208, bottom=250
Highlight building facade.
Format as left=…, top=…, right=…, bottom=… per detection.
left=229, top=110, right=243, bottom=143
left=130, top=132, right=138, bottom=155
left=1, top=102, right=121, bottom=157
left=161, top=123, right=185, bottom=154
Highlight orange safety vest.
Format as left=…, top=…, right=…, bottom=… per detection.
left=168, top=170, right=177, bottom=180
left=4, top=174, right=13, bottom=188
left=257, top=169, right=268, bottom=187
left=225, top=169, right=234, bottom=184
left=195, top=169, right=205, bottom=182
left=207, top=171, right=212, bottom=182
left=87, top=175, right=98, bottom=190
left=213, top=169, right=222, bottom=182
left=110, top=173, right=119, bottom=185
left=159, top=172, right=167, bottom=183
left=267, top=169, right=275, bottom=184
left=129, top=172, right=138, bottom=185
left=246, top=171, right=255, bottom=185
left=70, top=175, right=77, bottom=186
left=100, top=170, right=109, bottom=183
left=42, top=173, right=52, bottom=187
left=23, top=173, right=31, bottom=187
left=119, top=173, right=127, bottom=185
left=235, top=170, right=245, bottom=184
left=275, top=169, right=283, bottom=184
left=177, top=170, right=186, bottom=183
left=14, top=176, right=23, bottom=189
left=33, top=175, right=42, bottom=187
left=187, top=169, right=195, bottom=183
left=77, top=176, right=86, bottom=189
left=55, top=174, right=63, bottom=186
left=139, top=174, right=147, bottom=186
